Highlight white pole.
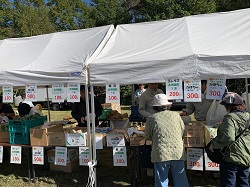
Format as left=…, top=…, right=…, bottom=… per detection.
left=45, top=86, right=51, bottom=122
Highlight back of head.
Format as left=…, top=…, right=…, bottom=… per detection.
left=220, top=92, right=244, bottom=106
left=152, top=94, right=172, bottom=111
left=18, top=103, right=31, bottom=117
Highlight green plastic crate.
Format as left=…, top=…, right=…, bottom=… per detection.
left=8, top=116, right=47, bottom=133
left=9, top=132, right=30, bottom=145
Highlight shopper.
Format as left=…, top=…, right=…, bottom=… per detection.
left=134, top=84, right=146, bottom=105
left=209, top=92, right=250, bottom=187
left=145, top=94, right=189, bottom=187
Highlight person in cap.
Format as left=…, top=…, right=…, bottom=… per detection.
left=209, top=92, right=250, bottom=187
left=145, top=94, right=189, bottom=187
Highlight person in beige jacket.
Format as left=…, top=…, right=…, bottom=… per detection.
left=145, top=94, right=189, bottom=187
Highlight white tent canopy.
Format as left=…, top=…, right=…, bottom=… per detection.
left=0, top=25, right=114, bottom=86
left=90, top=8, right=250, bottom=85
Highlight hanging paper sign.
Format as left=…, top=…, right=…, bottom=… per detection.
left=10, top=146, right=22, bottom=164
left=113, top=146, right=127, bottom=166
left=186, top=148, right=203, bottom=171
left=166, top=79, right=183, bottom=99
left=79, top=147, right=90, bottom=166
left=67, top=83, right=80, bottom=102
left=106, top=84, right=120, bottom=103
left=25, top=84, right=37, bottom=101
left=184, top=80, right=201, bottom=102
left=32, top=147, right=44, bottom=165
left=52, top=84, right=64, bottom=103
left=0, top=146, right=3, bottom=163
left=55, top=147, right=67, bottom=166
left=206, top=77, right=226, bottom=100
left=204, top=151, right=219, bottom=171
left=2, top=86, right=13, bottom=103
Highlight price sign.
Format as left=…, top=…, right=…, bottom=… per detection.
left=0, top=146, right=3, bottom=163
left=25, top=84, right=37, bottom=101
left=184, top=80, right=201, bottom=102
left=55, top=147, right=67, bottom=166
left=52, top=84, right=64, bottom=103
left=106, top=84, right=120, bottom=103
left=10, top=146, right=22, bottom=164
left=2, top=86, right=13, bottom=103
left=67, top=83, right=80, bottom=102
left=186, top=148, right=203, bottom=171
left=166, top=79, right=183, bottom=99
left=204, top=152, right=219, bottom=171
left=79, top=147, right=90, bottom=166
left=113, top=147, right=127, bottom=166
left=32, top=147, right=44, bottom=165
left=206, top=77, right=226, bottom=100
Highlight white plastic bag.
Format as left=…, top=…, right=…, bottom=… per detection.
left=206, top=100, right=227, bottom=126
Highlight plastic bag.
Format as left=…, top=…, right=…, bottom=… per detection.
left=206, top=100, right=227, bottom=126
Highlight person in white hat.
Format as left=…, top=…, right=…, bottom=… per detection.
left=145, top=94, right=189, bottom=187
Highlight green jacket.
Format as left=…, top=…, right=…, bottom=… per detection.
left=211, top=111, right=250, bottom=167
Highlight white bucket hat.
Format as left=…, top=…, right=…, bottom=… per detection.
left=152, top=94, right=172, bottom=106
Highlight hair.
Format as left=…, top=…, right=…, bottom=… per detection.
left=224, top=104, right=246, bottom=112
left=0, top=95, right=2, bottom=103
left=153, top=105, right=171, bottom=112
left=80, top=85, right=85, bottom=92
left=18, top=103, right=31, bottom=117
left=201, top=80, right=207, bottom=85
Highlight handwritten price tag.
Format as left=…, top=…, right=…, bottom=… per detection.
left=2, top=86, right=13, bottom=103
left=52, top=84, right=64, bottom=103
left=204, top=152, right=219, bottom=171
left=67, top=83, right=80, bottom=102
left=25, top=84, right=37, bottom=101
left=79, top=147, right=90, bottom=166
left=106, top=84, right=120, bottom=103
left=113, top=147, right=127, bottom=167
left=32, top=147, right=44, bottom=165
left=206, top=77, right=226, bottom=100
left=184, top=80, right=201, bottom=102
left=166, top=79, right=183, bottom=99
left=186, top=148, right=203, bottom=171
left=10, top=146, right=22, bottom=164
left=55, top=147, right=67, bottom=166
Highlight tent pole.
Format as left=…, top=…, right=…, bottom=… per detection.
left=45, top=85, right=51, bottom=122
left=245, top=78, right=249, bottom=112
left=132, top=84, right=135, bottom=105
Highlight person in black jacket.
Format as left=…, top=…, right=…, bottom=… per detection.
left=71, top=85, right=103, bottom=127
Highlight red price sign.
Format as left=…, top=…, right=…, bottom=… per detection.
left=189, top=161, right=201, bottom=167
left=109, top=96, right=118, bottom=100
left=27, top=94, right=35, bottom=99
left=207, top=162, right=219, bottom=167
left=209, top=90, right=221, bottom=97
left=54, top=95, right=62, bottom=100
left=70, top=95, right=78, bottom=100
left=12, top=157, right=20, bottom=162
left=57, top=158, right=65, bottom=163
left=187, top=93, right=199, bottom=99
left=169, top=92, right=180, bottom=97
left=116, top=159, right=125, bottom=164
left=34, top=157, right=42, bottom=162
left=4, top=96, right=11, bottom=101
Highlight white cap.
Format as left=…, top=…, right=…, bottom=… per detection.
left=152, top=94, right=172, bottom=106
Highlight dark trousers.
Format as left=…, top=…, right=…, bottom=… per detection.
left=220, top=161, right=249, bottom=187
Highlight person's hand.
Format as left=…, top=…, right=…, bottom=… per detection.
left=80, top=117, right=85, bottom=123
left=209, top=144, right=214, bottom=152
left=180, top=111, right=187, bottom=116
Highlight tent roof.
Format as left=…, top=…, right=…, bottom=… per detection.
left=0, top=25, right=114, bottom=86
left=90, top=8, right=250, bottom=85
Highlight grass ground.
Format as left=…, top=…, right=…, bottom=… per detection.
left=0, top=107, right=222, bottom=186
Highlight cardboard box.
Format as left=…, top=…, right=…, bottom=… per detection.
left=101, top=103, right=121, bottom=113
left=110, top=119, right=129, bottom=129
left=204, top=125, right=218, bottom=146
left=0, top=132, right=9, bottom=143
left=106, top=134, right=125, bottom=147
left=30, top=124, right=65, bottom=146
left=130, top=136, right=145, bottom=146
left=184, top=121, right=205, bottom=147
left=49, top=158, right=79, bottom=173
left=65, top=127, right=88, bottom=147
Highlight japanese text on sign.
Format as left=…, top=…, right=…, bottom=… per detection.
left=32, top=147, right=44, bottom=165
left=184, top=80, right=201, bottom=102
left=67, top=83, right=80, bottom=102
left=187, top=148, right=203, bottom=171
left=79, top=147, right=90, bottom=166
left=26, top=84, right=37, bottom=101
left=166, top=79, right=183, bottom=99
left=52, top=84, right=64, bottom=103
left=106, top=84, right=120, bottom=103
left=10, top=146, right=22, bottom=164
left=113, top=147, right=127, bottom=166
left=55, top=147, right=67, bottom=166
left=2, top=86, right=13, bottom=103
left=206, top=77, right=226, bottom=100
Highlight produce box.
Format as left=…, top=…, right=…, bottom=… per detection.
left=101, top=103, right=121, bottom=113
left=110, top=119, right=129, bottom=129
left=65, top=127, right=87, bottom=147
left=106, top=133, right=125, bottom=147
left=184, top=121, right=205, bottom=148
left=30, top=123, right=65, bottom=146
left=0, top=132, right=9, bottom=143
left=204, top=124, right=219, bottom=146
